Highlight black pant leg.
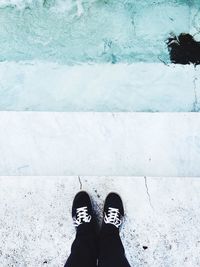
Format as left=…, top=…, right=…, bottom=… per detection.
left=98, top=232, right=131, bottom=267
left=65, top=233, right=98, bottom=267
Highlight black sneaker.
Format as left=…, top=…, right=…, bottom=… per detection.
left=101, top=193, right=124, bottom=234
left=72, top=191, right=96, bottom=234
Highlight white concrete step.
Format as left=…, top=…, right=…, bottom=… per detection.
left=0, top=112, right=200, bottom=176
left=0, top=176, right=199, bottom=266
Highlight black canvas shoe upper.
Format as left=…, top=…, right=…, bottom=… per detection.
left=101, top=193, right=124, bottom=234
left=72, top=191, right=96, bottom=234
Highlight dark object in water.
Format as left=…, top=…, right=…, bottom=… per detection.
left=167, top=33, right=200, bottom=65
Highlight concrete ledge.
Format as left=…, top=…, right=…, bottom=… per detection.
left=0, top=112, right=200, bottom=176
left=0, top=176, right=200, bottom=266
left=0, top=62, right=199, bottom=111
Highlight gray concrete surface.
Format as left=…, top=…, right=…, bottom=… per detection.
left=0, top=176, right=199, bottom=267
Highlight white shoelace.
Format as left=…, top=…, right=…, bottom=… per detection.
left=104, top=207, right=122, bottom=228
left=73, top=206, right=92, bottom=227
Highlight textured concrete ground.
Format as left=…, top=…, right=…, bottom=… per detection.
left=0, top=176, right=199, bottom=267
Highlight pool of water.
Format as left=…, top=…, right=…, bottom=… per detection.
left=0, top=0, right=199, bottom=111
left=0, top=0, right=199, bottom=64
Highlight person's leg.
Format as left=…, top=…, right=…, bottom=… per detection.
left=98, top=193, right=131, bottom=267
left=64, top=191, right=98, bottom=267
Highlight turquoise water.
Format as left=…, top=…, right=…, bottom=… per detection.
left=0, top=0, right=199, bottom=112
left=0, top=0, right=198, bottom=64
